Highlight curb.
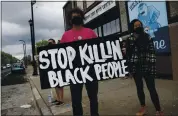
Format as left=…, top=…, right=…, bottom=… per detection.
left=28, top=77, right=54, bottom=116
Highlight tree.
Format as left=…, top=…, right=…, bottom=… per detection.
left=36, top=40, right=48, bottom=47
left=1, top=51, right=19, bottom=65
left=35, top=40, right=48, bottom=54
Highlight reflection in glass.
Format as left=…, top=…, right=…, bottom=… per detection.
left=93, top=28, right=98, bottom=36
left=76, top=1, right=83, bottom=10
left=98, top=26, right=102, bottom=37
left=103, top=24, right=107, bottom=36
left=116, top=18, right=120, bottom=32
left=111, top=20, right=117, bottom=34
left=106, top=22, right=111, bottom=36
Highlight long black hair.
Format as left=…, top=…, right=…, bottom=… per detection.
left=129, top=19, right=150, bottom=50
left=129, top=19, right=143, bottom=34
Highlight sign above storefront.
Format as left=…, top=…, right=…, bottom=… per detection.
left=84, top=1, right=116, bottom=24
left=127, top=1, right=170, bottom=53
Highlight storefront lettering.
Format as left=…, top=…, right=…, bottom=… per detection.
left=96, top=6, right=102, bottom=13
left=102, top=2, right=107, bottom=9
left=84, top=1, right=116, bottom=24
left=91, top=11, right=96, bottom=17
left=153, top=39, right=166, bottom=50
left=129, top=1, right=142, bottom=11
left=102, top=1, right=113, bottom=10
left=85, top=14, right=90, bottom=21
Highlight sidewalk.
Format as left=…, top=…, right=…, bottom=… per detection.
left=29, top=66, right=178, bottom=115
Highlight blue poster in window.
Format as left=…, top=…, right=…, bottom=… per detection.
left=127, top=1, right=170, bottom=53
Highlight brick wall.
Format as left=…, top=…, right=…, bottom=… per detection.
left=167, top=2, right=178, bottom=80
left=168, top=1, right=178, bottom=18
left=169, top=22, right=178, bottom=81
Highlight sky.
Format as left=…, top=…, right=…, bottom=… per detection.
left=1, top=1, right=66, bottom=60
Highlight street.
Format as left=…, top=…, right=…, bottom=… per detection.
left=1, top=67, right=41, bottom=115
left=1, top=68, right=11, bottom=74
left=1, top=68, right=11, bottom=79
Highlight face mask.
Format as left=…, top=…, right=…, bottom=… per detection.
left=134, top=27, right=144, bottom=34
left=71, top=16, right=83, bottom=25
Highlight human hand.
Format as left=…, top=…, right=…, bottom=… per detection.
left=122, top=48, right=126, bottom=55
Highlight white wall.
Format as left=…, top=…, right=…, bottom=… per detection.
left=76, top=1, right=84, bottom=10
left=86, top=1, right=95, bottom=8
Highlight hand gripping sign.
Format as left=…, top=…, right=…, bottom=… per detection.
left=37, top=35, right=129, bottom=89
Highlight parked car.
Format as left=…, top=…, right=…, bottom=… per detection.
left=6, top=64, right=11, bottom=68
left=11, top=63, right=26, bottom=74
left=1, top=66, right=6, bottom=70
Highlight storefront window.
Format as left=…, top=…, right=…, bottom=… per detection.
left=111, top=19, right=120, bottom=34
left=93, top=28, right=98, bottom=36
left=106, top=22, right=112, bottom=36
left=103, top=24, right=107, bottom=36
left=115, top=18, right=120, bottom=32
left=98, top=26, right=102, bottom=37
left=111, top=20, right=117, bottom=34
left=102, top=18, right=120, bottom=37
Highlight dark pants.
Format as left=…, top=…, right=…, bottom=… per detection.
left=70, top=82, right=99, bottom=116
left=133, top=73, right=161, bottom=111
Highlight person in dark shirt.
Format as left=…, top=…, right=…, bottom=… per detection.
left=125, top=19, right=163, bottom=116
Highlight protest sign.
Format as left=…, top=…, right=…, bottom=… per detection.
left=37, top=35, right=128, bottom=89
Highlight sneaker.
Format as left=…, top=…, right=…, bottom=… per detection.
left=156, top=111, right=164, bottom=116
left=52, top=100, right=59, bottom=104
left=55, top=101, right=64, bottom=106
left=136, top=106, right=146, bottom=116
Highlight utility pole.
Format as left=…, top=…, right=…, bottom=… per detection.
left=19, top=40, right=27, bottom=68
left=29, top=0, right=38, bottom=75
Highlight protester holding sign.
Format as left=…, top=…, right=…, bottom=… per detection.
left=60, top=8, right=99, bottom=116
left=48, top=38, right=64, bottom=106
left=125, top=19, right=163, bottom=116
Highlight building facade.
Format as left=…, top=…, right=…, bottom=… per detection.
left=63, top=1, right=178, bottom=80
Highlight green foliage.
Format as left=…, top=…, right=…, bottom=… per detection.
left=1, top=51, right=19, bottom=66
left=35, top=40, right=48, bottom=54
left=36, top=40, right=48, bottom=47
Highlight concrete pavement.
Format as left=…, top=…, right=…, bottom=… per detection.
left=29, top=66, right=178, bottom=115
left=1, top=67, right=41, bottom=116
